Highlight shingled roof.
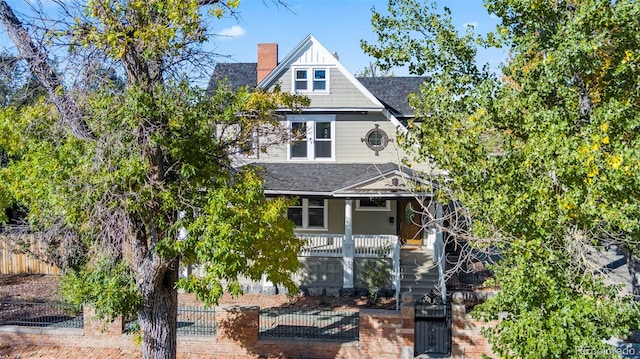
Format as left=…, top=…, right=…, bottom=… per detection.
left=207, top=62, right=426, bottom=117
left=356, top=76, right=426, bottom=117
left=250, top=162, right=420, bottom=195
left=206, top=63, right=256, bottom=93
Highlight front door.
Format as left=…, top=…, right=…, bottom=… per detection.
left=398, top=199, right=423, bottom=246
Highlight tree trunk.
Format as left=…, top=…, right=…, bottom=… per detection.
left=137, top=257, right=179, bottom=359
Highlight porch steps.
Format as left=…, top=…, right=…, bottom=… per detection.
left=400, top=248, right=440, bottom=300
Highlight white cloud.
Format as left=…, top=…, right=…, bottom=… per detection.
left=217, top=25, right=246, bottom=38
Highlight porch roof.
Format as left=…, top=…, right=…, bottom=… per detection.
left=252, top=162, right=435, bottom=198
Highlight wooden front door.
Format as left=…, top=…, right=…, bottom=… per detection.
left=398, top=199, right=423, bottom=246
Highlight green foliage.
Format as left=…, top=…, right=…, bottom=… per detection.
left=474, top=238, right=640, bottom=358
left=0, top=80, right=308, bottom=315
left=362, top=254, right=392, bottom=305
left=363, top=0, right=640, bottom=357
left=2, top=1, right=307, bottom=357
left=174, top=167, right=303, bottom=306
left=60, top=256, right=141, bottom=321
left=76, top=0, right=220, bottom=61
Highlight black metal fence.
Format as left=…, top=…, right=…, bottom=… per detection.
left=259, top=308, right=359, bottom=342
left=177, top=306, right=217, bottom=336
left=445, top=255, right=494, bottom=291
left=0, top=301, right=359, bottom=342
left=124, top=306, right=217, bottom=336
left=0, top=300, right=83, bottom=328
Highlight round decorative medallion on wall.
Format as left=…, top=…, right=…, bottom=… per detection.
left=362, top=124, right=391, bottom=155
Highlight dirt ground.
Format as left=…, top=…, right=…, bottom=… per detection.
left=0, top=273, right=395, bottom=309
left=0, top=345, right=289, bottom=359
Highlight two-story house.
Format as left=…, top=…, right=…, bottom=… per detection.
left=208, top=35, right=445, bottom=297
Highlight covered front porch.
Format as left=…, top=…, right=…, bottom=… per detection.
left=257, top=162, right=447, bottom=304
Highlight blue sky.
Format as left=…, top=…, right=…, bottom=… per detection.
left=210, top=0, right=505, bottom=76
left=1, top=1, right=505, bottom=77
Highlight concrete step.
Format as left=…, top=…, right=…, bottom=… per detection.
left=399, top=248, right=442, bottom=299
left=401, top=286, right=440, bottom=299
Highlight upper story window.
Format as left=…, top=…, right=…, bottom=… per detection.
left=288, top=115, right=336, bottom=161
left=293, top=68, right=329, bottom=93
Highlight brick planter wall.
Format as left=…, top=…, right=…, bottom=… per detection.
left=0, top=302, right=416, bottom=359
left=451, top=302, right=496, bottom=358
left=0, top=294, right=506, bottom=358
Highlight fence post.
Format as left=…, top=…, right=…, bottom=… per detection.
left=216, top=306, right=259, bottom=354
left=400, top=292, right=415, bottom=359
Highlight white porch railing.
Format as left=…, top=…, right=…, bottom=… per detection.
left=298, top=234, right=398, bottom=258
left=298, top=233, right=402, bottom=309
left=298, top=234, right=344, bottom=257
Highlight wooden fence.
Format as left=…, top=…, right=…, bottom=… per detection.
left=0, top=238, right=59, bottom=275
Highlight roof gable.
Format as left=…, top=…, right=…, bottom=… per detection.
left=205, top=35, right=427, bottom=127
left=258, top=35, right=385, bottom=110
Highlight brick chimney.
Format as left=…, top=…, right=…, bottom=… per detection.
left=257, top=43, right=278, bottom=84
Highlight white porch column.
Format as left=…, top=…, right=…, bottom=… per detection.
left=433, top=202, right=444, bottom=264
left=343, top=199, right=354, bottom=289
left=425, top=201, right=437, bottom=250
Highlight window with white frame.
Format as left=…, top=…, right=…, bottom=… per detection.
left=288, top=115, right=335, bottom=161
left=356, top=199, right=391, bottom=211
left=313, top=69, right=326, bottom=90
left=237, top=125, right=258, bottom=157
left=287, top=198, right=328, bottom=229
left=293, top=68, right=329, bottom=93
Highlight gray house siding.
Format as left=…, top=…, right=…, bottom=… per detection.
left=269, top=68, right=381, bottom=109
left=253, top=114, right=404, bottom=164
left=290, top=199, right=397, bottom=236
left=335, top=114, right=401, bottom=164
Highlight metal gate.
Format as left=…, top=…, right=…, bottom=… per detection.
left=415, top=291, right=451, bottom=356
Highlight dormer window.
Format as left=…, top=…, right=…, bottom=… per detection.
left=295, top=70, right=308, bottom=91
left=313, top=69, right=326, bottom=90
left=293, top=68, right=329, bottom=93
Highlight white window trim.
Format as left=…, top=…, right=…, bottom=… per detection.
left=287, top=115, right=336, bottom=162
left=292, top=67, right=330, bottom=94
left=290, top=198, right=329, bottom=231
left=237, top=128, right=259, bottom=159
left=356, top=199, right=391, bottom=212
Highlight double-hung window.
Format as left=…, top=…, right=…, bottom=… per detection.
left=287, top=198, right=327, bottom=230
left=288, top=115, right=335, bottom=161
left=293, top=68, right=329, bottom=93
